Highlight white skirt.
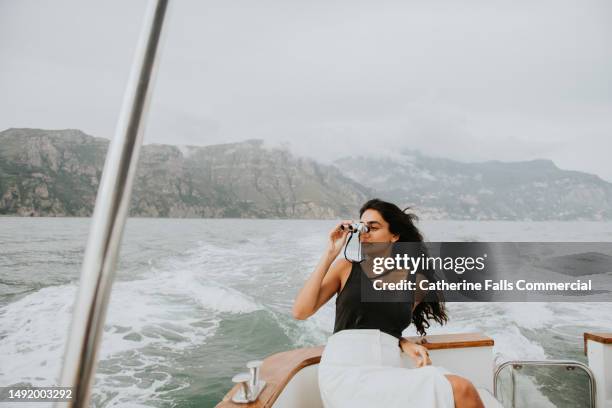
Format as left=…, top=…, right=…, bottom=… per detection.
left=318, top=329, right=455, bottom=408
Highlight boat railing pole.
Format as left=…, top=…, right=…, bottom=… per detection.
left=55, top=1, right=169, bottom=406
left=494, top=360, right=597, bottom=408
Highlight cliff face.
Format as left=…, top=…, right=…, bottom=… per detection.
left=0, top=129, right=370, bottom=218
left=334, top=152, right=612, bottom=221
left=3, top=128, right=612, bottom=220
left=0, top=129, right=106, bottom=216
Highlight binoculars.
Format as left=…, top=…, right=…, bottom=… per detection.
left=340, top=222, right=370, bottom=233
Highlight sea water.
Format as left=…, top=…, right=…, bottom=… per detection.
left=1, top=218, right=611, bottom=407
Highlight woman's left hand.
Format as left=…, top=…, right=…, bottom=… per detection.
left=399, top=339, right=432, bottom=368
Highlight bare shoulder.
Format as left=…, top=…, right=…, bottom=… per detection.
left=323, top=257, right=352, bottom=284
left=329, top=257, right=353, bottom=291
left=330, top=257, right=352, bottom=274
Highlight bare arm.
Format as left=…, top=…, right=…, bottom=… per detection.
left=292, top=220, right=353, bottom=320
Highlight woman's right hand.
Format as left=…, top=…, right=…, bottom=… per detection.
left=326, top=220, right=352, bottom=259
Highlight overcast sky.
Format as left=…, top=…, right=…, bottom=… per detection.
left=1, top=0, right=611, bottom=180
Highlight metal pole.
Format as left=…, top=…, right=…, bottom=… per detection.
left=56, top=1, right=169, bottom=406
left=494, top=360, right=597, bottom=408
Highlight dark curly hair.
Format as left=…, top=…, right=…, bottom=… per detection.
left=359, top=198, right=448, bottom=336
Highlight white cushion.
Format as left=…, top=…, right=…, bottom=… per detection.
left=477, top=387, right=504, bottom=408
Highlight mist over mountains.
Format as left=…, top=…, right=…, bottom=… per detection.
left=335, top=153, right=612, bottom=220
left=1, top=128, right=611, bottom=220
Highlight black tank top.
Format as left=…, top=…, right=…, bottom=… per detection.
left=333, top=260, right=413, bottom=340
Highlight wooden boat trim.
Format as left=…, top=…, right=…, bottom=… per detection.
left=216, top=346, right=324, bottom=408
left=406, top=332, right=494, bottom=350
left=216, top=332, right=493, bottom=407
left=583, top=332, right=612, bottom=355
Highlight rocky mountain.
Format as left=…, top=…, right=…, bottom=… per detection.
left=334, top=151, right=612, bottom=220
left=0, top=128, right=370, bottom=218
left=2, top=128, right=611, bottom=220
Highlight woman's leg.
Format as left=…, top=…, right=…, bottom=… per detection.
left=444, top=375, right=485, bottom=408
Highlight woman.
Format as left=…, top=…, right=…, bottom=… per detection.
left=293, top=198, right=485, bottom=408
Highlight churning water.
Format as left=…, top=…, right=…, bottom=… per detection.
left=1, top=218, right=611, bottom=407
